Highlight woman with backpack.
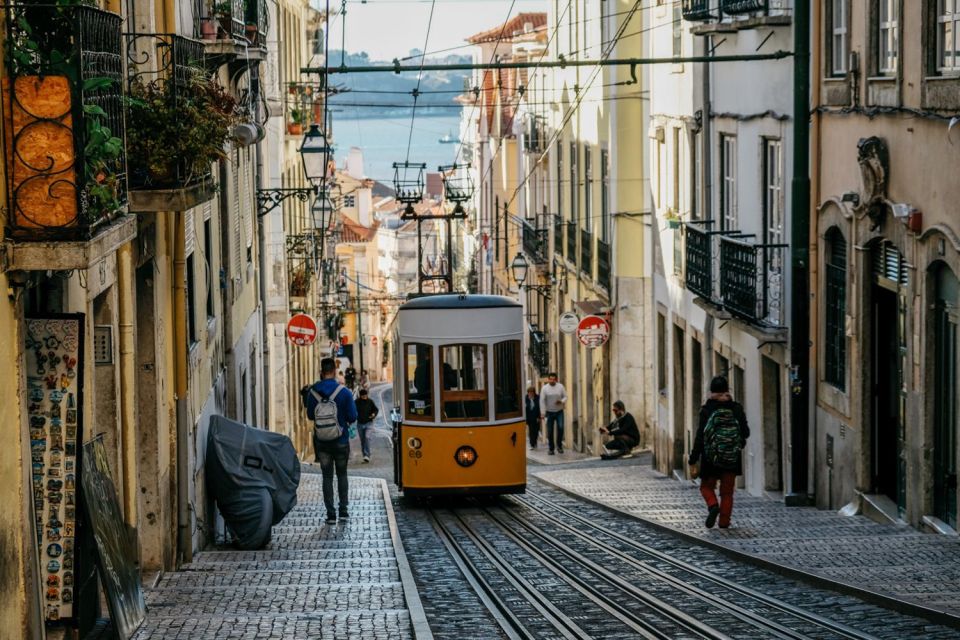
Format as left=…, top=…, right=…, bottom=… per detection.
left=688, top=376, right=750, bottom=529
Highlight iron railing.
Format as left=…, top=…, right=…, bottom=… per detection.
left=125, top=33, right=208, bottom=189
left=566, top=222, right=577, bottom=261
left=3, top=4, right=127, bottom=240
left=524, top=115, right=544, bottom=154
left=721, top=0, right=768, bottom=14
left=522, top=220, right=548, bottom=264
left=528, top=327, right=549, bottom=376
left=580, top=228, right=593, bottom=278
left=682, top=0, right=715, bottom=21
left=195, top=0, right=244, bottom=41
left=719, top=236, right=787, bottom=326
left=245, top=0, right=270, bottom=46
left=554, top=215, right=564, bottom=259
left=685, top=223, right=713, bottom=300
left=597, top=238, right=611, bottom=290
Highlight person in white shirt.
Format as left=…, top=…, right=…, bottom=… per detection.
left=538, top=372, right=568, bottom=454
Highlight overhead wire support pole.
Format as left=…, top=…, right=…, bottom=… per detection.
left=301, top=51, right=793, bottom=76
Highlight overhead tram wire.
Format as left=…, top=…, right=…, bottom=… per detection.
left=403, top=0, right=438, bottom=167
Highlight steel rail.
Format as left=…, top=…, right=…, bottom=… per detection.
left=429, top=509, right=585, bottom=640
left=478, top=505, right=736, bottom=640
left=519, top=492, right=880, bottom=640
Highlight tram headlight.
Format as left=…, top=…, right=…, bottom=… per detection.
left=407, top=437, right=422, bottom=450
left=454, top=446, right=478, bottom=467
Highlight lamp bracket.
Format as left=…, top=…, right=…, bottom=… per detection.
left=256, top=187, right=317, bottom=217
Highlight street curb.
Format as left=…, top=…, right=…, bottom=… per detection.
left=380, top=478, right=434, bottom=640
left=532, top=474, right=960, bottom=631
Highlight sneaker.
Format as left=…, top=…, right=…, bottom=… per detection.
left=339, top=509, right=350, bottom=520
left=548, top=449, right=555, bottom=455
left=362, top=455, right=370, bottom=463
left=325, top=514, right=337, bottom=524
left=557, top=446, right=564, bottom=454
left=705, top=505, right=720, bottom=529
left=718, top=523, right=730, bottom=529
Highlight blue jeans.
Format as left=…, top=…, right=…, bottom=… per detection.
left=315, top=440, right=349, bottom=516
left=358, top=421, right=373, bottom=458
left=546, top=411, right=564, bottom=452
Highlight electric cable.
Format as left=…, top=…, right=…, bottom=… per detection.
left=404, top=0, right=438, bottom=167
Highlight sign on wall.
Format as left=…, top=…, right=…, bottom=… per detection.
left=558, top=311, right=579, bottom=335
left=286, top=313, right=318, bottom=346
left=577, top=315, right=610, bottom=348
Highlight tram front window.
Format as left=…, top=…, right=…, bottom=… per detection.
left=405, top=343, right=433, bottom=419
left=440, top=344, right=487, bottom=421
left=494, top=340, right=522, bottom=419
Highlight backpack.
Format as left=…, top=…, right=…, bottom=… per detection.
left=703, top=407, right=742, bottom=470
left=310, top=384, right=345, bottom=442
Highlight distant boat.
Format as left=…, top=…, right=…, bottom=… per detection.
left=438, top=131, right=460, bottom=144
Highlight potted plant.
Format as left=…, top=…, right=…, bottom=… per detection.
left=664, top=209, right=682, bottom=230
left=287, top=109, right=304, bottom=135
left=200, top=16, right=218, bottom=40
left=211, top=1, right=233, bottom=38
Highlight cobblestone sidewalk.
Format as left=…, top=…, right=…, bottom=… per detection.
left=134, top=475, right=431, bottom=639
left=534, top=458, right=960, bottom=622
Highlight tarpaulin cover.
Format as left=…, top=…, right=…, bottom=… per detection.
left=206, top=415, right=301, bottom=549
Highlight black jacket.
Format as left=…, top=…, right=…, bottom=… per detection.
left=689, top=393, right=750, bottom=476
left=524, top=394, right=541, bottom=424
left=608, top=412, right=640, bottom=445
left=356, top=397, right=379, bottom=424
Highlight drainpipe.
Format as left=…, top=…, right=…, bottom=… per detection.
left=117, top=242, right=138, bottom=528
left=255, top=86, right=269, bottom=432
left=809, top=0, right=824, bottom=502
left=173, top=211, right=191, bottom=562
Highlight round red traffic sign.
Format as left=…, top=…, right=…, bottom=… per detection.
left=286, top=313, right=318, bottom=346
left=577, top=315, right=610, bottom=348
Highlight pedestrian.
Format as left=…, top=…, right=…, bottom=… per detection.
left=345, top=365, right=357, bottom=390
left=688, top=376, right=750, bottom=529
left=359, top=369, right=370, bottom=391
left=355, top=388, right=379, bottom=463
left=303, top=357, right=358, bottom=524
left=599, top=400, right=640, bottom=459
left=539, top=372, right=567, bottom=455
left=524, top=385, right=542, bottom=450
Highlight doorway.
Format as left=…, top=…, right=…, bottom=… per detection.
left=690, top=337, right=703, bottom=454
left=761, top=356, right=783, bottom=492
left=871, top=283, right=905, bottom=508
left=934, top=265, right=958, bottom=529
left=672, top=325, right=686, bottom=471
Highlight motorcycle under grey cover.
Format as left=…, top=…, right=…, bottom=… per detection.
left=206, top=415, right=301, bottom=547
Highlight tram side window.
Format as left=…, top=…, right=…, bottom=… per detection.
left=494, top=340, right=522, bottom=419
left=440, top=344, right=488, bottom=421
left=405, top=343, right=433, bottom=419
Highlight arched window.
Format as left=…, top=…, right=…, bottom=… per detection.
left=824, top=228, right=847, bottom=390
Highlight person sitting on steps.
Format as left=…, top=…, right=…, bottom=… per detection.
left=600, top=400, right=640, bottom=459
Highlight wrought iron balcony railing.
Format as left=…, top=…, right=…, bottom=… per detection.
left=195, top=0, right=245, bottom=41
left=522, top=220, right=548, bottom=264
left=682, top=0, right=716, bottom=21
left=719, top=236, right=787, bottom=327
left=597, top=238, right=611, bottom=290
left=245, top=0, right=270, bottom=47
left=566, top=222, right=577, bottom=262
left=580, top=228, right=593, bottom=278
left=554, top=215, right=564, bottom=259
left=721, top=0, right=768, bottom=15
left=528, top=326, right=549, bottom=376
left=684, top=222, right=713, bottom=300
left=3, top=4, right=127, bottom=240
left=524, top=115, right=545, bottom=154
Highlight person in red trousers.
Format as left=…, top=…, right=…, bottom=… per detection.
left=689, top=376, right=750, bottom=529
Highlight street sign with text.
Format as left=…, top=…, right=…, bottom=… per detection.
left=577, top=315, right=610, bottom=348
left=286, top=313, right=318, bottom=346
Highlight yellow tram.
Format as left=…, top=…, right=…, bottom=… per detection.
left=391, top=294, right=526, bottom=496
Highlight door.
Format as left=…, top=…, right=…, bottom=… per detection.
left=673, top=325, right=686, bottom=471
left=871, top=284, right=904, bottom=507
left=762, top=356, right=783, bottom=491
left=934, top=266, right=959, bottom=528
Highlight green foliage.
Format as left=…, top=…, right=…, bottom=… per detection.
left=125, top=70, right=241, bottom=188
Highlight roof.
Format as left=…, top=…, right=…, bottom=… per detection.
left=401, top=294, right=521, bottom=310
left=340, top=216, right=378, bottom=242
left=466, top=13, right=547, bottom=44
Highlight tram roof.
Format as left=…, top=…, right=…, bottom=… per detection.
left=400, top=294, right=521, bottom=311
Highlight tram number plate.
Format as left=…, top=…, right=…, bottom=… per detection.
left=408, top=450, right=422, bottom=459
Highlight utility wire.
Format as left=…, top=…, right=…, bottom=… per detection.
left=404, top=0, right=438, bottom=167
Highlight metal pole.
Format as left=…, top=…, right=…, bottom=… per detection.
left=356, top=268, right=364, bottom=380
left=788, top=0, right=811, bottom=503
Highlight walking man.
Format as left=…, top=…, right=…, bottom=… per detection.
left=524, top=386, right=542, bottom=450
left=599, top=400, right=640, bottom=459
left=303, top=357, right=358, bottom=524
left=688, top=376, right=750, bottom=529
left=355, top=388, right=379, bottom=463
left=539, top=372, right=567, bottom=455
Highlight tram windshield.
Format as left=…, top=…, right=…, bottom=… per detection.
left=493, top=340, right=522, bottom=419
left=440, top=344, right=487, bottom=421
left=405, top=343, right=433, bottom=420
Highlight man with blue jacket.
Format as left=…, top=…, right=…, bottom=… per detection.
left=303, top=357, right=358, bottom=524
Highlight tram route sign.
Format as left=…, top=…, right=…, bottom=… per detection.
left=558, top=311, right=580, bottom=335
left=286, top=313, right=318, bottom=346
left=577, top=315, right=610, bottom=348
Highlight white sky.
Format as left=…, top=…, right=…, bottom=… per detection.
left=324, top=0, right=547, bottom=62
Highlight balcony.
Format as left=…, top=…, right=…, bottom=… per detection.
left=125, top=34, right=217, bottom=212
left=684, top=223, right=713, bottom=300
left=721, top=0, right=767, bottom=14
left=2, top=4, right=128, bottom=247
left=522, top=220, right=547, bottom=264
left=194, top=0, right=268, bottom=63
left=554, top=216, right=564, bottom=259
left=719, top=236, right=787, bottom=327
left=524, top=115, right=545, bottom=154
left=566, top=223, right=576, bottom=262
left=580, top=229, right=593, bottom=279
left=597, top=238, right=611, bottom=290
left=682, top=0, right=716, bottom=21
left=692, top=0, right=791, bottom=33
left=528, top=326, right=549, bottom=376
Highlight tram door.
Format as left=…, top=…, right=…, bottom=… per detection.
left=934, top=266, right=959, bottom=529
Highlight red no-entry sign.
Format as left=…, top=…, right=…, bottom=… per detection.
left=287, top=313, right=318, bottom=346
left=577, top=315, right=610, bottom=348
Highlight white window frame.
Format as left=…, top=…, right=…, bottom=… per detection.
left=939, top=0, right=960, bottom=74
left=720, top=134, right=738, bottom=231
left=878, top=0, right=898, bottom=75
left=831, top=0, right=848, bottom=75
left=764, top=139, right=784, bottom=246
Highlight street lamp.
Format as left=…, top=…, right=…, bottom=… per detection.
left=337, top=281, right=350, bottom=306
left=312, top=189, right=335, bottom=231
left=510, top=252, right=529, bottom=287
left=256, top=125, right=335, bottom=217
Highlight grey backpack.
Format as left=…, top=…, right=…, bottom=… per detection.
left=310, top=385, right=345, bottom=441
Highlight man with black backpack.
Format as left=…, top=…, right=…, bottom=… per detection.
left=303, top=357, right=358, bottom=524
left=688, top=376, right=750, bottom=529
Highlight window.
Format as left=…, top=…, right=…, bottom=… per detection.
left=204, top=218, right=215, bottom=321
left=441, top=344, right=487, bottom=421
left=672, top=3, right=682, bottom=57
left=405, top=343, right=433, bottom=420
left=691, top=130, right=701, bottom=220
left=569, top=141, right=578, bottom=223
left=657, top=312, right=667, bottom=394
left=824, top=229, right=847, bottom=390
left=600, top=148, right=610, bottom=242
left=939, top=0, right=960, bottom=73
left=344, top=194, right=356, bottom=208
left=830, top=0, right=849, bottom=76
left=878, top=0, right=898, bottom=75
left=494, top=195, right=500, bottom=262
left=555, top=143, right=563, bottom=218
left=493, top=340, right=522, bottom=419
left=186, top=254, right=198, bottom=345
left=584, top=145, right=593, bottom=231
left=720, top=134, right=738, bottom=231
left=672, top=127, right=681, bottom=211
left=763, top=139, right=783, bottom=246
